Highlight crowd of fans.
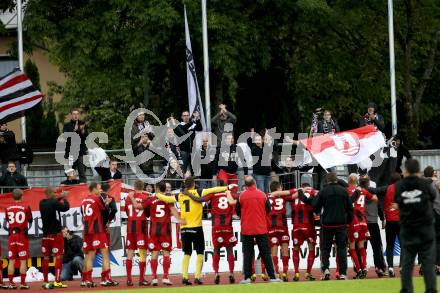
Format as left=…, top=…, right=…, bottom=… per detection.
left=0, top=101, right=416, bottom=194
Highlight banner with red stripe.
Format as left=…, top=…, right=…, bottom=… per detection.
left=0, top=69, right=43, bottom=120
left=0, top=181, right=122, bottom=257
left=299, top=125, right=386, bottom=169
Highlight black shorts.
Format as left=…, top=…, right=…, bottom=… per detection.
left=181, top=227, right=205, bottom=255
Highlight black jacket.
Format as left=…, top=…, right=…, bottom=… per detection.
left=359, top=113, right=385, bottom=132
left=94, top=167, right=122, bottom=181
left=100, top=193, right=117, bottom=227
left=0, top=130, right=19, bottom=163
left=39, top=198, right=70, bottom=235
left=215, top=144, right=247, bottom=175
left=194, top=145, right=216, bottom=179
left=63, top=120, right=87, bottom=157
left=175, top=120, right=202, bottom=153
left=247, top=138, right=272, bottom=176
left=60, top=179, right=80, bottom=186
left=313, top=183, right=354, bottom=227
left=317, top=120, right=340, bottom=134
left=135, top=142, right=155, bottom=174
left=0, top=171, right=28, bottom=192
left=63, top=234, right=84, bottom=263
left=395, top=176, right=436, bottom=229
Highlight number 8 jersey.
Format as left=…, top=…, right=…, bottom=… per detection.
left=206, top=192, right=235, bottom=227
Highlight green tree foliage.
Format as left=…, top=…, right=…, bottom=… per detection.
left=24, top=59, right=59, bottom=148
left=22, top=0, right=440, bottom=148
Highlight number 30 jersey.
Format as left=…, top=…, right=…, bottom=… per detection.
left=205, top=192, right=235, bottom=228
left=267, top=194, right=288, bottom=228
left=5, top=202, right=32, bottom=233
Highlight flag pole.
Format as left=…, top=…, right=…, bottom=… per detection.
left=201, top=0, right=211, bottom=131
left=388, top=0, right=397, bottom=136
left=17, top=0, right=26, bottom=142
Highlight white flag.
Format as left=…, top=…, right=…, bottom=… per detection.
left=184, top=6, right=206, bottom=130
left=299, top=125, right=386, bottom=169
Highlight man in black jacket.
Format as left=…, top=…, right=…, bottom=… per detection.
left=95, top=159, right=123, bottom=182
left=175, top=111, right=203, bottom=174
left=40, top=187, right=70, bottom=288
left=99, top=182, right=118, bottom=286
left=63, top=109, right=87, bottom=182
left=0, top=162, right=27, bottom=193
left=396, top=159, right=437, bottom=293
left=0, top=123, right=20, bottom=174
left=193, top=136, right=217, bottom=189
left=312, top=172, right=354, bottom=280
left=359, top=102, right=385, bottom=132
left=61, top=227, right=84, bottom=281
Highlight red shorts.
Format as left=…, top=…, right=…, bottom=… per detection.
left=83, top=233, right=109, bottom=252
left=348, top=224, right=369, bottom=242
left=148, top=234, right=172, bottom=252
left=8, top=233, right=29, bottom=260
left=126, top=233, right=148, bottom=250
left=292, top=225, right=316, bottom=246
left=268, top=226, right=290, bottom=247
left=42, top=233, right=64, bottom=257
left=212, top=226, right=237, bottom=249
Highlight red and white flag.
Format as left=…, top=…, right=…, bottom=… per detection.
left=0, top=68, right=43, bottom=120
left=299, top=125, right=386, bottom=169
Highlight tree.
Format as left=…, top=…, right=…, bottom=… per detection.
left=24, top=59, right=59, bottom=148
left=22, top=0, right=440, bottom=148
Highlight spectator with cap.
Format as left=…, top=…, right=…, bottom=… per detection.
left=235, top=176, right=280, bottom=284
left=60, top=169, right=81, bottom=186
left=0, top=122, right=20, bottom=174
left=359, top=102, right=385, bottom=132
left=211, top=104, right=237, bottom=141
left=0, top=161, right=27, bottom=193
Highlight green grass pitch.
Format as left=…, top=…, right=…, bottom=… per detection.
left=76, top=277, right=435, bottom=293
